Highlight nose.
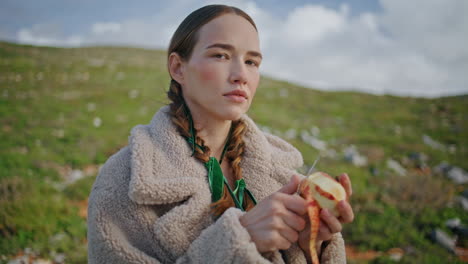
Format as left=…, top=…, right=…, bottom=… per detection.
left=229, top=59, right=248, bottom=85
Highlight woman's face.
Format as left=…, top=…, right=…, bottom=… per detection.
left=178, top=13, right=262, bottom=122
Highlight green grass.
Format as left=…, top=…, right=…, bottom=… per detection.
left=1, top=41, right=467, bottom=263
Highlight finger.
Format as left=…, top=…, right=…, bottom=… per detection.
left=281, top=194, right=308, bottom=216
left=278, top=174, right=301, bottom=195
left=317, top=220, right=333, bottom=241
left=276, top=235, right=292, bottom=251
left=261, top=232, right=291, bottom=252
left=320, top=209, right=342, bottom=233
left=338, top=173, right=353, bottom=198
left=282, top=210, right=306, bottom=231
left=337, top=200, right=354, bottom=223
left=278, top=222, right=300, bottom=244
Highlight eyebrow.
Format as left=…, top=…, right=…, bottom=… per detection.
left=205, top=43, right=263, bottom=59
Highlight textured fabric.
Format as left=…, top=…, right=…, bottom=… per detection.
left=87, top=106, right=346, bottom=263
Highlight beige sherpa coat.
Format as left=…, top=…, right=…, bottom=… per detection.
left=87, top=106, right=346, bottom=263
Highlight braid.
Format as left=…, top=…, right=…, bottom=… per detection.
left=226, top=119, right=246, bottom=181
left=167, top=79, right=255, bottom=216
left=168, top=79, right=210, bottom=163
left=211, top=120, right=255, bottom=216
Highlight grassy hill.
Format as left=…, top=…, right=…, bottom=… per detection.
left=1, top=41, right=467, bottom=263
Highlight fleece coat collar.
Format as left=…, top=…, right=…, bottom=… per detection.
left=128, top=106, right=303, bottom=206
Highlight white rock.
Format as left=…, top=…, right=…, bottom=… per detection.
left=284, top=128, right=297, bottom=140
left=423, top=134, right=445, bottom=151
left=431, top=229, right=456, bottom=253
left=128, top=89, right=139, bottom=99
left=388, top=249, right=403, bottom=261
left=353, top=155, right=367, bottom=167
left=311, top=126, right=320, bottom=137
left=62, top=90, right=80, bottom=100
left=88, top=58, right=105, bottom=67
left=7, top=256, right=28, bottom=264
left=259, top=125, right=271, bottom=134
left=52, top=129, right=65, bottom=138
left=301, top=131, right=327, bottom=151
left=394, top=125, right=402, bottom=135
left=272, top=129, right=282, bottom=136
left=36, top=72, right=44, bottom=81
left=445, top=218, right=461, bottom=229
left=343, top=145, right=368, bottom=167
left=457, top=196, right=468, bottom=211
left=116, top=72, right=125, bottom=80
left=50, top=252, right=65, bottom=264
left=87, top=102, right=96, bottom=112
left=279, top=89, right=288, bottom=98
left=68, top=170, right=84, bottom=184
left=447, top=167, right=468, bottom=184
left=323, top=149, right=338, bottom=159
left=448, top=145, right=456, bottom=154
left=93, top=117, right=102, bottom=127
left=138, top=106, right=148, bottom=116
left=387, top=159, right=407, bottom=176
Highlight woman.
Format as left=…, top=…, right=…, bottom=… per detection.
left=87, top=4, right=354, bottom=263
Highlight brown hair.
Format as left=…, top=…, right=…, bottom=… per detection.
left=166, top=5, right=257, bottom=215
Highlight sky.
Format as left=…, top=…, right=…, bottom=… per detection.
left=1, top=0, right=467, bottom=98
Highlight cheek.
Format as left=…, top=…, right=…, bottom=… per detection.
left=249, top=72, right=260, bottom=93
left=193, top=60, right=218, bottom=83
left=199, top=67, right=216, bottom=82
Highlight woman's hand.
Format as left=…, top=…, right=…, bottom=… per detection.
left=298, top=173, right=354, bottom=256
left=239, top=175, right=307, bottom=253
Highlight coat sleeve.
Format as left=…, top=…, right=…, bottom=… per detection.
left=87, top=150, right=280, bottom=264
left=88, top=191, right=280, bottom=264
left=176, top=208, right=283, bottom=263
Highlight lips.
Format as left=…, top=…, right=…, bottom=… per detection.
left=223, top=89, right=248, bottom=99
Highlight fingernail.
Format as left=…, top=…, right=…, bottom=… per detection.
left=322, top=209, right=329, bottom=216
left=336, top=201, right=342, bottom=208
left=339, top=200, right=346, bottom=208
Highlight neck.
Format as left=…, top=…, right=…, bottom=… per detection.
left=190, top=111, right=232, bottom=161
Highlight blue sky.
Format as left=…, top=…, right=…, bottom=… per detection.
left=1, top=0, right=467, bottom=97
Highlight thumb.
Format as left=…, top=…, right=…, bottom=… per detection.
left=278, top=174, right=301, bottom=194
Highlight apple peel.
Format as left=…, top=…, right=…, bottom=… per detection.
left=298, top=172, right=347, bottom=264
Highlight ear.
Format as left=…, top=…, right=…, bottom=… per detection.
left=168, top=52, right=186, bottom=86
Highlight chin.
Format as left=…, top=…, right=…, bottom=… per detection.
left=219, top=108, right=246, bottom=121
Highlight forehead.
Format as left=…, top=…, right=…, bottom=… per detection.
left=194, top=13, right=260, bottom=53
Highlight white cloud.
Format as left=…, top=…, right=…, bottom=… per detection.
left=12, top=0, right=468, bottom=97
left=91, top=22, right=121, bottom=35
left=17, top=23, right=84, bottom=46
left=255, top=0, right=468, bottom=97
left=281, top=5, right=346, bottom=44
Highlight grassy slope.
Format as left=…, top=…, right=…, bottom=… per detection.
left=1, top=42, right=467, bottom=263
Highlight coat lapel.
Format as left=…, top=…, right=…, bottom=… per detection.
left=241, top=116, right=284, bottom=201
left=127, top=106, right=300, bottom=205
left=128, top=106, right=210, bottom=205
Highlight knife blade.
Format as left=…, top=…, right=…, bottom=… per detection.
left=297, top=155, right=320, bottom=195
left=307, top=155, right=320, bottom=175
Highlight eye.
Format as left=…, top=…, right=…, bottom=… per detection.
left=246, top=60, right=260, bottom=67
left=213, top=53, right=228, bottom=59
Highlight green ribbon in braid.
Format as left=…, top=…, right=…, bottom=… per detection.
left=182, top=103, right=257, bottom=211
